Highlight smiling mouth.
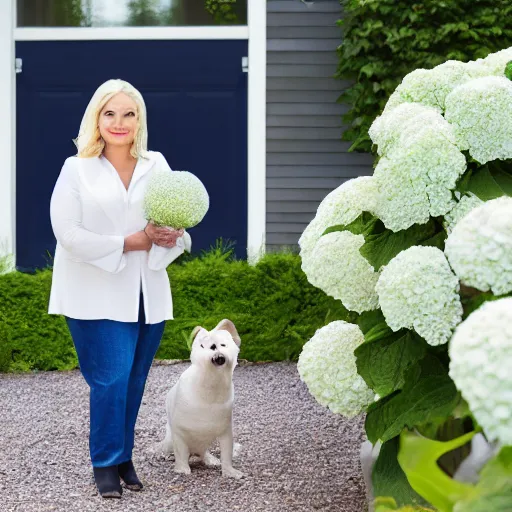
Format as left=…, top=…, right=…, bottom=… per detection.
left=109, top=131, right=129, bottom=136
left=212, top=354, right=226, bottom=366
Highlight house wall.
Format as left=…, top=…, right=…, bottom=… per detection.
left=265, top=0, right=373, bottom=251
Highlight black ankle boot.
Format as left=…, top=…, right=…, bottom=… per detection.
left=93, top=465, right=123, bottom=498
left=118, top=459, right=143, bottom=491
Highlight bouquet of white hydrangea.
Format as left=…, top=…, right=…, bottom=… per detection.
left=143, top=169, right=209, bottom=229
left=296, top=46, right=512, bottom=512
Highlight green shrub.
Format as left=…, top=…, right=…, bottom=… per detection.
left=0, top=315, right=11, bottom=373
left=0, top=246, right=352, bottom=372
left=336, top=0, right=512, bottom=152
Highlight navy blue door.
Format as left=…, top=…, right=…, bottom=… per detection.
left=15, top=40, right=248, bottom=271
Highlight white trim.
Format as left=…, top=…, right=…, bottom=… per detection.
left=14, top=26, right=249, bottom=41
left=0, top=0, right=15, bottom=267
left=246, top=0, right=266, bottom=265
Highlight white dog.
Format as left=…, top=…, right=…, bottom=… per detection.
left=160, top=319, right=243, bottom=479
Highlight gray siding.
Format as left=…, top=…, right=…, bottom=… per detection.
left=266, top=0, right=373, bottom=251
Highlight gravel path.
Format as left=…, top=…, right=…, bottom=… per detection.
left=0, top=362, right=367, bottom=512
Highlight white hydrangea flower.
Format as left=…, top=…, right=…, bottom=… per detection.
left=449, top=298, right=512, bottom=445
left=305, top=231, right=379, bottom=313
left=384, top=60, right=486, bottom=114
left=445, top=197, right=512, bottom=295
left=369, top=103, right=447, bottom=157
left=144, top=169, right=209, bottom=229
left=444, top=76, right=512, bottom=164
left=480, top=46, right=512, bottom=77
left=372, top=120, right=467, bottom=231
left=372, top=156, right=431, bottom=230
left=305, top=231, right=380, bottom=313
left=376, top=246, right=463, bottom=346
left=443, top=193, right=484, bottom=234
left=297, top=320, right=375, bottom=418
left=299, top=177, right=377, bottom=272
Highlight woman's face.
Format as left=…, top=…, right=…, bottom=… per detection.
left=98, top=92, right=139, bottom=150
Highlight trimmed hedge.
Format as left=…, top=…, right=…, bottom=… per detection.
left=0, top=246, right=353, bottom=372
left=336, top=0, right=512, bottom=152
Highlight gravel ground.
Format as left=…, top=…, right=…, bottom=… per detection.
left=0, top=362, right=367, bottom=512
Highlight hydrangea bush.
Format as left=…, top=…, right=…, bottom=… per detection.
left=298, top=47, right=512, bottom=511
left=143, top=169, right=209, bottom=229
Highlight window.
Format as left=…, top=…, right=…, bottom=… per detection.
left=17, top=0, right=247, bottom=27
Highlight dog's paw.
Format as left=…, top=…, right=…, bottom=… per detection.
left=203, top=452, right=221, bottom=467
left=222, top=466, right=244, bottom=480
left=174, top=464, right=192, bottom=475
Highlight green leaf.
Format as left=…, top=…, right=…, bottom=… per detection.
left=324, top=213, right=445, bottom=271
left=454, top=447, right=512, bottom=511
left=505, top=60, right=512, bottom=81
left=372, top=437, right=430, bottom=508
left=397, top=430, right=477, bottom=512
left=419, top=229, right=447, bottom=251
left=374, top=496, right=436, bottom=512
left=365, top=356, right=460, bottom=444
left=456, top=490, right=512, bottom=512
left=364, top=321, right=395, bottom=343
left=355, top=330, right=429, bottom=397
left=461, top=290, right=503, bottom=319
left=323, top=211, right=379, bottom=238
left=491, top=163, right=512, bottom=195
left=478, top=446, right=512, bottom=486
left=360, top=219, right=439, bottom=270
left=465, top=166, right=511, bottom=200
left=357, top=308, right=387, bottom=335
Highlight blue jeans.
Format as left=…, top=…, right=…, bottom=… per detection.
left=66, top=295, right=165, bottom=468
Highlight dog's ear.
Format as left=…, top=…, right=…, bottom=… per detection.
left=213, top=319, right=241, bottom=347
left=189, top=326, right=207, bottom=347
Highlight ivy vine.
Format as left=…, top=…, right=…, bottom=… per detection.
left=335, top=0, right=512, bottom=153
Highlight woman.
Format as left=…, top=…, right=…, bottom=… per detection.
left=48, top=79, right=191, bottom=499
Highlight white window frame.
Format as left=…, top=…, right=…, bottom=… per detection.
left=14, top=26, right=249, bottom=40
left=0, top=0, right=266, bottom=267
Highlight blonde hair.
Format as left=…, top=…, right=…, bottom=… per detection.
left=74, top=79, right=149, bottom=159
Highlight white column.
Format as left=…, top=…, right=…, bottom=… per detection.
left=247, top=0, right=266, bottom=265
left=0, top=0, right=15, bottom=270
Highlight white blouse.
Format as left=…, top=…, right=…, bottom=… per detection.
left=48, top=150, right=191, bottom=324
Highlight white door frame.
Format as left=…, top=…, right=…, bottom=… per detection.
left=0, top=0, right=15, bottom=269
left=0, top=0, right=266, bottom=267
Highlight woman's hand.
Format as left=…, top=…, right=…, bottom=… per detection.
left=124, top=230, right=152, bottom=252
left=145, top=222, right=184, bottom=249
